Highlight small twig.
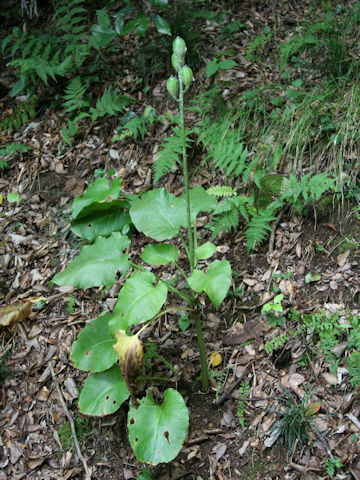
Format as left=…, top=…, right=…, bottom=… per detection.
left=215, top=364, right=251, bottom=406
left=49, top=361, right=92, bottom=480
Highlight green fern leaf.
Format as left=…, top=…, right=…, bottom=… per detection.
left=207, top=186, right=237, bottom=197
left=245, top=207, right=276, bottom=251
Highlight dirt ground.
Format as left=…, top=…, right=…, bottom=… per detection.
left=1, top=1, right=360, bottom=479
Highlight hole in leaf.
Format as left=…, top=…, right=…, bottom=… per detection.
left=85, top=350, right=92, bottom=357
left=135, top=437, right=139, bottom=443
left=88, top=224, right=92, bottom=227
left=105, top=395, right=110, bottom=401
left=129, top=417, right=135, bottom=425
left=163, top=430, right=171, bottom=446
left=112, top=400, right=116, bottom=405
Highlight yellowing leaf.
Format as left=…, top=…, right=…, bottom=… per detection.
left=209, top=351, right=222, bottom=367
left=305, top=401, right=321, bottom=417
left=113, top=330, right=144, bottom=404
left=0, top=302, right=31, bottom=327
left=0, top=194, right=3, bottom=205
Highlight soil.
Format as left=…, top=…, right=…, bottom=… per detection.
left=1, top=1, right=360, bottom=480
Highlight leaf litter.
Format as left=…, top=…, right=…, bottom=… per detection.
left=1, top=1, right=360, bottom=479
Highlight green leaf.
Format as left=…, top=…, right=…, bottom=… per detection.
left=7, top=192, right=21, bottom=203
left=187, top=186, right=217, bottom=219
left=195, top=242, right=216, bottom=260
left=141, top=244, right=179, bottom=265
left=70, top=312, right=118, bottom=373
left=152, top=14, right=171, bottom=35
left=148, top=0, right=168, bottom=6
left=79, top=366, right=129, bottom=416
left=53, top=232, right=130, bottom=289
left=109, top=271, right=168, bottom=331
left=128, top=388, right=189, bottom=465
left=91, top=24, right=116, bottom=46
left=206, top=60, right=219, bottom=78
left=305, top=271, right=321, bottom=283
left=218, top=59, right=237, bottom=69
left=188, top=260, right=231, bottom=307
left=135, top=12, right=149, bottom=36
left=130, top=188, right=186, bottom=241
left=71, top=200, right=131, bottom=241
left=72, top=177, right=123, bottom=220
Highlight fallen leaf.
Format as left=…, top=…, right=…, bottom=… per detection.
left=0, top=302, right=31, bottom=327
left=322, top=372, right=338, bottom=385
left=337, top=250, right=350, bottom=267
left=209, top=351, right=222, bottom=367
left=305, top=271, right=321, bottom=283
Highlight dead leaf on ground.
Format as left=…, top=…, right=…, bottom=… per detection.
left=337, top=250, right=350, bottom=267
left=0, top=301, right=31, bottom=327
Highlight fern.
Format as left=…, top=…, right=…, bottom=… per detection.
left=63, top=76, right=91, bottom=113
left=0, top=99, right=36, bottom=134
left=0, top=143, right=31, bottom=169
left=207, top=186, right=237, bottom=197
left=245, top=206, right=276, bottom=252
left=89, top=89, right=132, bottom=120
left=348, top=352, right=360, bottom=388
left=211, top=195, right=253, bottom=240
left=246, top=27, right=272, bottom=62
left=237, top=380, right=250, bottom=427
left=279, top=35, right=318, bottom=72
left=153, top=128, right=194, bottom=183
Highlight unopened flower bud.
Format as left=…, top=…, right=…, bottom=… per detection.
left=167, top=76, right=179, bottom=100
left=171, top=53, right=182, bottom=72
left=172, top=36, right=187, bottom=61
left=180, top=65, right=193, bottom=89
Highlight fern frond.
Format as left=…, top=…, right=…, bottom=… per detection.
left=245, top=207, right=276, bottom=251
left=153, top=128, right=194, bottom=183
left=63, top=76, right=90, bottom=113
left=90, top=90, right=133, bottom=120
left=211, top=195, right=252, bottom=240
left=207, top=186, right=237, bottom=197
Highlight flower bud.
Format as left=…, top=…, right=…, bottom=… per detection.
left=180, top=65, right=193, bottom=89
left=167, top=76, right=179, bottom=100
left=171, top=53, right=182, bottom=72
left=172, top=36, right=187, bottom=61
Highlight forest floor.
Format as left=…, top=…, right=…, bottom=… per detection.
left=1, top=1, right=360, bottom=479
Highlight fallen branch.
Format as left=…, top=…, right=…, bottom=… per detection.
left=49, top=361, right=92, bottom=480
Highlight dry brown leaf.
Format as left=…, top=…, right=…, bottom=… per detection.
left=337, top=250, right=350, bottom=267
left=0, top=301, right=31, bottom=327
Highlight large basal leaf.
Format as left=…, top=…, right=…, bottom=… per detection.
left=128, top=388, right=189, bottom=465
left=188, top=259, right=231, bottom=307
left=79, top=365, right=129, bottom=416
left=129, top=188, right=186, bottom=241
left=151, top=14, right=171, bottom=35
left=72, top=177, right=123, bottom=220
left=195, top=241, right=216, bottom=260
left=70, top=312, right=118, bottom=373
left=141, top=243, right=178, bottom=266
left=109, top=271, right=168, bottom=331
left=71, top=200, right=131, bottom=242
left=53, top=232, right=130, bottom=289
left=187, top=186, right=217, bottom=219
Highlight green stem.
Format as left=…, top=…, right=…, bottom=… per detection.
left=131, top=262, right=193, bottom=304
left=194, top=310, right=209, bottom=392
left=178, top=232, right=191, bottom=262
left=178, top=76, right=194, bottom=271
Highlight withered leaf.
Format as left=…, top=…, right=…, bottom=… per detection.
left=0, top=301, right=31, bottom=327
left=113, top=330, right=144, bottom=406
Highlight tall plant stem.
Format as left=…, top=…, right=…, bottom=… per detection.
left=194, top=310, right=209, bottom=392
left=179, top=77, right=194, bottom=271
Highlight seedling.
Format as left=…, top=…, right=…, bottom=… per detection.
left=53, top=37, right=231, bottom=465
left=325, top=457, right=343, bottom=477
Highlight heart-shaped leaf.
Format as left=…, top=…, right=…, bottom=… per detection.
left=71, top=200, right=131, bottom=241
left=188, top=259, right=231, bottom=307
left=130, top=188, right=186, bottom=241
left=109, top=271, right=168, bottom=331
left=195, top=242, right=216, bottom=260
left=72, top=177, right=123, bottom=220
left=128, top=388, right=189, bottom=465
left=53, top=232, right=130, bottom=289
left=79, top=365, right=129, bottom=416
left=141, top=244, right=179, bottom=265
left=70, top=312, right=118, bottom=372
left=180, top=186, right=217, bottom=220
